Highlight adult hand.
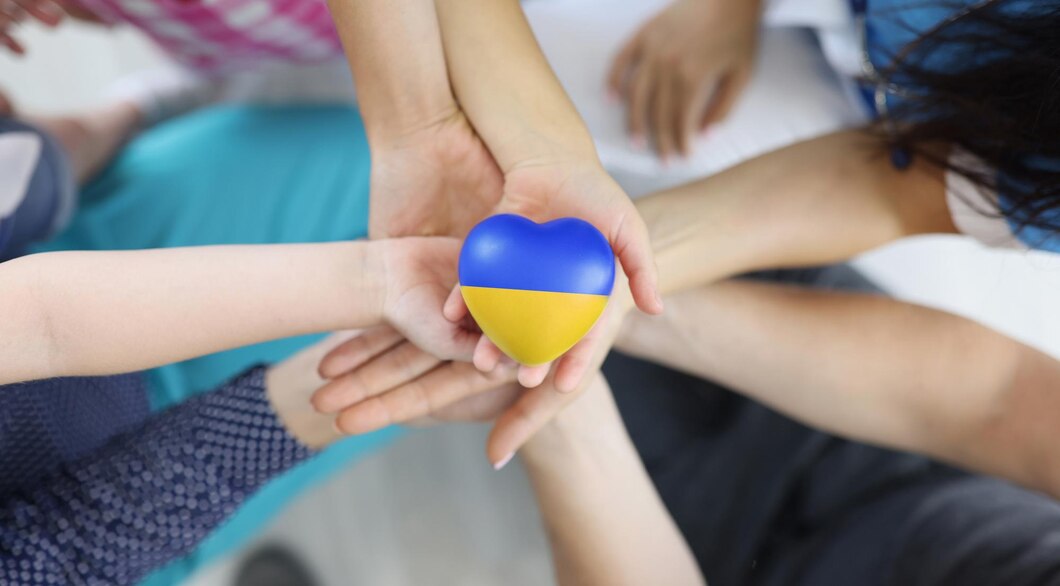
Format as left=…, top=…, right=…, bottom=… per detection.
left=368, top=107, right=504, bottom=239
left=314, top=272, right=635, bottom=467
left=608, top=0, right=762, bottom=159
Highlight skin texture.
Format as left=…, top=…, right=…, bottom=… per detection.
left=614, top=280, right=1060, bottom=500
left=0, top=238, right=477, bottom=385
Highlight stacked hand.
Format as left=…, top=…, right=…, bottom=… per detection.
left=313, top=274, right=633, bottom=466
left=324, top=91, right=657, bottom=465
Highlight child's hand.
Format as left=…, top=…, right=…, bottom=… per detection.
left=608, top=0, right=762, bottom=159
left=378, top=237, right=481, bottom=363
left=1, top=0, right=66, bottom=55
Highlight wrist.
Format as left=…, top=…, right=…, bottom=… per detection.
left=635, top=180, right=758, bottom=293
left=493, top=124, right=602, bottom=175
left=265, top=341, right=345, bottom=450
left=523, top=377, right=628, bottom=468
left=346, top=240, right=389, bottom=327
left=364, top=100, right=462, bottom=150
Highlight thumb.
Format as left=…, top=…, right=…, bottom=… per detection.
left=611, top=211, right=663, bottom=315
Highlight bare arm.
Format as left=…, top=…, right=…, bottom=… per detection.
left=616, top=281, right=1060, bottom=499
left=638, top=130, right=956, bottom=295
left=0, top=242, right=382, bottom=384
left=0, top=237, right=470, bottom=385
left=432, top=0, right=597, bottom=169
left=522, top=375, right=704, bottom=586
left=328, top=0, right=455, bottom=144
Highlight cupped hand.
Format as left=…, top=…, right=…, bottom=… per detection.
left=497, top=160, right=661, bottom=318
left=452, top=161, right=653, bottom=391
left=379, top=237, right=482, bottom=363
left=368, top=107, right=504, bottom=239
left=607, top=0, right=762, bottom=159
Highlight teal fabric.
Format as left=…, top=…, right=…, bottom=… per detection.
left=33, top=104, right=404, bottom=585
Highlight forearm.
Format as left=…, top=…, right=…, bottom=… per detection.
left=637, top=131, right=955, bottom=294
left=616, top=281, right=1060, bottom=497
left=330, top=0, right=456, bottom=142
left=0, top=241, right=384, bottom=384
left=522, top=377, right=704, bottom=586
left=434, top=0, right=598, bottom=169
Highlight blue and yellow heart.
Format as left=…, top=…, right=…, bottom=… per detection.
left=459, top=214, right=616, bottom=365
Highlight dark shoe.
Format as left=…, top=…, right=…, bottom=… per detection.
left=234, top=543, right=319, bottom=586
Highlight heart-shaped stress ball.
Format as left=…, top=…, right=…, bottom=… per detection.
left=459, top=214, right=616, bottom=365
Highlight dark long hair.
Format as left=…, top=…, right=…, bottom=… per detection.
left=876, top=0, right=1060, bottom=236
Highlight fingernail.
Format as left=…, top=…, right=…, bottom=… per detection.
left=655, top=292, right=665, bottom=312
left=630, top=136, right=646, bottom=151
left=493, top=452, right=515, bottom=471
left=606, top=90, right=619, bottom=105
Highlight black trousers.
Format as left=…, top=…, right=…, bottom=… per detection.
left=603, top=266, right=1060, bottom=586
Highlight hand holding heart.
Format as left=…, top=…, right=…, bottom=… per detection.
left=455, top=214, right=615, bottom=380
left=313, top=274, right=633, bottom=467
left=314, top=199, right=638, bottom=465
left=331, top=128, right=656, bottom=465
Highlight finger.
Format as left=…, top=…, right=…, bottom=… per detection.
left=610, top=210, right=663, bottom=315
left=427, top=384, right=522, bottom=424
left=16, top=0, right=62, bottom=25
left=312, top=341, right=442, bottom=414
left=486, top=380, right=583, bottom=468
left=607, top=33, right=643, bottom=99
left=517, top=362, right=551, bottom=388
left=552, top=336, right=597, bottom=393
left=700, top=67, right=753, bottom=131
left=0, top=3, right=25, bottom=24
left=0, top=31, right=23, bottom=55
left=472, top=335, right=504, bottom=372
left=627, top=61, right=655, bottom=148
left=651, top=70, right=677, bottom=161
left=675, top=71, right=716, bottom=157
left=317, top=325, right=404, bottom=379
left=335, top=361, right=516, bottom=434
left=443, top=284, right=468, bottom=323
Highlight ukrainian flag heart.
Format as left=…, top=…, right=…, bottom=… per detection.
left=459, top=214, right=616, bottom=365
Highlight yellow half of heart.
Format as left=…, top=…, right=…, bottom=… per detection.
left=460, top=285, right=610, bottom=366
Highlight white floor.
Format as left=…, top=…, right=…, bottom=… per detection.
left=181, top=425, right=554, bottom=586
left=4, top=4, right=1060, bottom=586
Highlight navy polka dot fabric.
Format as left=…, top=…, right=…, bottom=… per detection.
left=0, top=373, right=149, bottom=497
left=0, top=367, right=314, bottom=585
